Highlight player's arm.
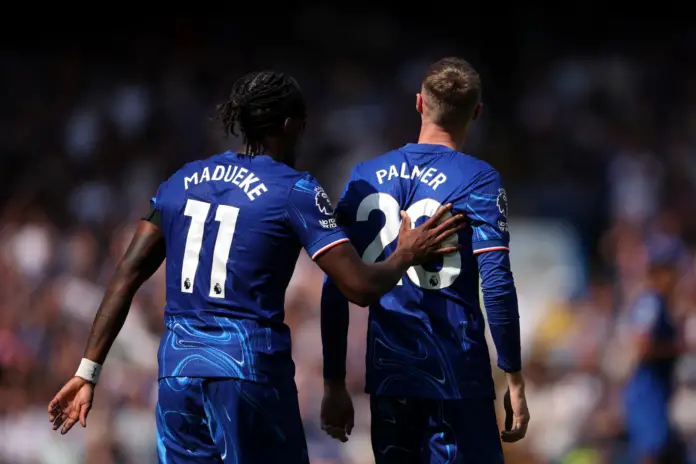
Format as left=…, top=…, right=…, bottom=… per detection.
left=321, top=274, right=349, bottom=384
left=320, top=276, right=353, bottom=442
left=317, top=209, right=459, bottom=307
left=467, top=169, right=528, bottom=442
left=469, top=170, right=521, bottom=375
left=321, top=168, right=363, bottom=391
left=83, top=216, right=165, bottom=364
left=48, top=208, right=165, bottom=435
left=319, top=171, right=358, bottom=441
left=287, top=175, right=462, bottom=308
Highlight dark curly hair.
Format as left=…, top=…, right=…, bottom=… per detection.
left=214, top=71, right=306, bottom=156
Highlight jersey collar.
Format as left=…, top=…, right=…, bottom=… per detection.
left=401, top=143, right=455, bottom=154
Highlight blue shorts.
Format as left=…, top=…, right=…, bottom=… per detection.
left=156, top=377, right=309, bottom=464
left=370, top=396, right=503, bottom=464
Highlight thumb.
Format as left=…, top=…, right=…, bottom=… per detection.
left=400, top=211, right=411, bottom=231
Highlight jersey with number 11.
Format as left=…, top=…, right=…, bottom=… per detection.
left=335, top=143, right=510, bottom=399
left=151, top=152, right=348, bottom=382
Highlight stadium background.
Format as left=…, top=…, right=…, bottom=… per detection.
left=2, top=14, right=696, bottom=464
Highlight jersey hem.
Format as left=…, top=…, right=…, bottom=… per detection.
left=473, top=246, right=510, bottom=254
left=365, top=389, right=497, bottom=401
left=311, top=238, right=350, bottom=260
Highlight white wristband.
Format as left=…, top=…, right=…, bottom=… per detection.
left=75, top=358, right=102, bottom=385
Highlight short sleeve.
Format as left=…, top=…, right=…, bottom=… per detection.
left=286, top=175, right=349, bottom=260
left=467, top=169, right=510, bottom=254
left=143, top=181, right=168, bottom=225
left=334, top=165, right=366, bottom=229
left=150, top=181, right=168, bottom=211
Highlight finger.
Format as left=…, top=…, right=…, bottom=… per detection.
left=502, top=430, right=525, bottom=442
left=432, top=215, right=466, bottom=237
left=324, top=425, right=345, bottom=434
left=500, top=432, right=516, bottom=443
left=430, top=245, right=461, bottom=256
left=325, top=426, right=348, bottom=442
left=48, top=397, right=59, bottom=415
left=500, top=428, right=524, bottom=443
left=399, top=211, right=411, bottom=232
left=79, top=403, right=91, bottom=428
left=331, top=432, right=348, bottom=442
left=429, top=213, right=465, bottom=237
left=52, top=413, right=66, bottom=431
left=505, top=416, right=522, bottom=435
left=501, top=417, right=528, bottom=443
left=422, top=203, right=453, bottom=228
left=320, top=423, right=334, bottom=433
left=48, top=405, right=61, bottom=422
left=321, top=422, right=340, bottom=432
left=432, top=224, right=467, bottom=244
left=61, top=414, right=79, bottom=435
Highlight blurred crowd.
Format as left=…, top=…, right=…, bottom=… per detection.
left=2, top=16, right=696, bottom=464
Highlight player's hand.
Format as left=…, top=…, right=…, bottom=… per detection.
left=48, top=376, right=94, bottom=435
left=397, top=203, right=465, bottom=266
left=320, top=381, right=354, bottom=442
left=501, top=376, right=530, bottom=443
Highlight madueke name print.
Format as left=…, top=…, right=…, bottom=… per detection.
left=182, top=165, right=269, bottom=201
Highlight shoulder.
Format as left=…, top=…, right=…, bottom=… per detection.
left=154, top=158, right=208, bottom=200
left=165, top=153, right=226, bottom=185
left=338, top=154, right=395, bottom=200
left=346, top=149, right=403, bottom=185
left=287, top=172, right=332, bottom=208
left=284, top=173, right=338, bottom=223
left=452, top=155, right=505, bottom=202
left=454, top=152, right=498, bottom=179
left=291, top=172, right=322, bottom=191
left=359, top=149, right=403, bottom=170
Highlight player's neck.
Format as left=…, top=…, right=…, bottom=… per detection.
left=417, top=123, right=466, bottom=151
left=243, top=140, right=290, bottom=164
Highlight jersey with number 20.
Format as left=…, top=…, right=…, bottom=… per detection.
left=335, top=143, right=510, bottom=399
left=151, top=151, right=348, bottom=382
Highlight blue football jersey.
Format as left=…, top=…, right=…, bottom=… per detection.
left=625, top=292, right=678, bottom=395
left=334, top=143, right=511, bottom=399
left=152, top=152, right=348, bottom=382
